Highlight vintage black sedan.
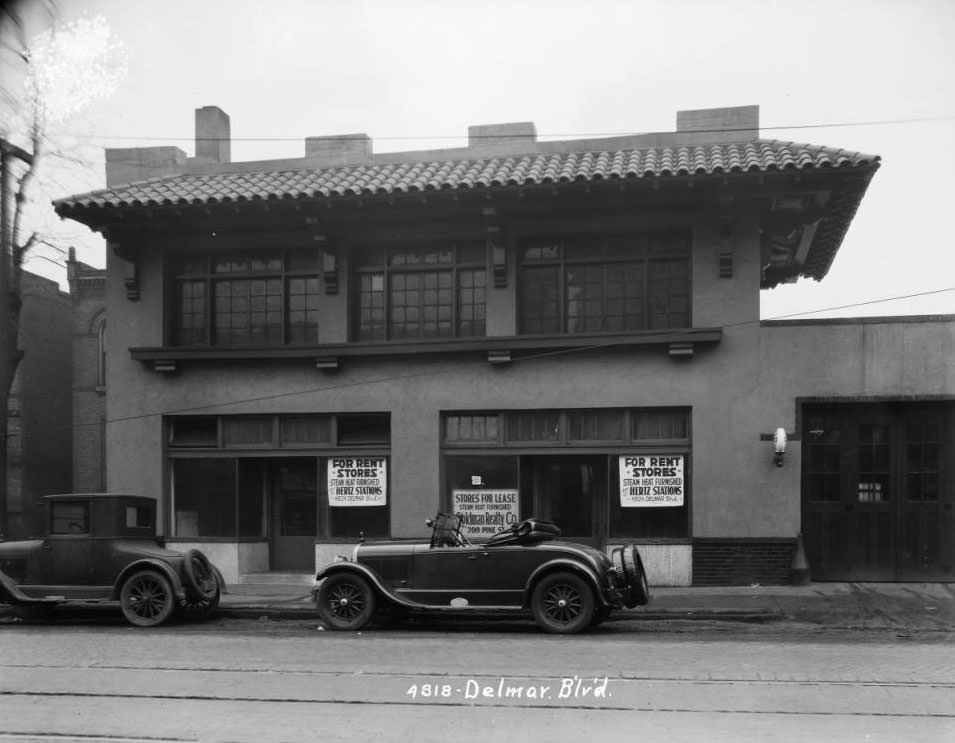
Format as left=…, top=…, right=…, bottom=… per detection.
left=0, top=493, right=223, bottom=627
left=313, top=513, right=650, bottom=634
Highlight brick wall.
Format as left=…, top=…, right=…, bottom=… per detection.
left=68, top=255, right=107, bottom=493
left=692, top=538, right=797, bottom=586
left=5, top=271, right=72, bottom=538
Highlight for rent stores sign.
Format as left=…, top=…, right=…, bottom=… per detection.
left=619, top=455, right=684, bottom=507
left=328, top=456, right=387, bottom=507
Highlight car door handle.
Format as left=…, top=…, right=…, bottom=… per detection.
left=467, top=555, right=480, bottom=560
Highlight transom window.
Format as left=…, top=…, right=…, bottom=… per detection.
left=170, top=250, right=319, bottom=347
left=354, top=242, right=486, bottom=341
left=444, top=408, right=690, bottom=447
left=519, top=231, right=690, bottom=334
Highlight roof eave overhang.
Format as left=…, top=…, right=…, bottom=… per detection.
left=54, top=162, right=880, bottom=239
left=759, top=161, right=880, bottom=288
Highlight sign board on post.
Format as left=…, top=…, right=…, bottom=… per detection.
left=619, top=455, right=684, bottom=507
left=452, top=489, right=520, bottom=539
left=328, top=456, right=387, bottom=507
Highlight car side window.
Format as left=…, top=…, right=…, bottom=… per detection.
left=50, top=501, right=90, bottom=534
left=126, top=505, right=153, bottom=530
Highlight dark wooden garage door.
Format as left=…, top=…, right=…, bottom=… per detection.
left=802, top=402, right=954, bottom=581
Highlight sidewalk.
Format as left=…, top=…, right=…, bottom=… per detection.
left=222, top=581, right=955, bottom=631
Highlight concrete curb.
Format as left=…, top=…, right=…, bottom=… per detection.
left=214, top=603, right=785, bottom=623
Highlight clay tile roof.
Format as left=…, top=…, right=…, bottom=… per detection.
left=53, top=139, right=879, bottom=214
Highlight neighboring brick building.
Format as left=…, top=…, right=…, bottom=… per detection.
left=4, top=270, right=72, bottom=539
left=53, top=104, right=954, bottom=585
left=67, top=249, right=107, bottom=493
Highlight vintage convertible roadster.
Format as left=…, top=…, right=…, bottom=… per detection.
left=0, top=493, right=223, bottom=627
left=313, top=513, right=650, bottom=634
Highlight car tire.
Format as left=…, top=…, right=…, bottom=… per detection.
left=590, top=605, right=611, bottom=627
left=120, top=569, right=176, bottom=627
left=376, top=604, right=410, bottom=626
left=178, top=582, right=221, bottom=621
left=316, top=573, right=377, bottom=631
left=531, top=571, right=595, bottom=634
left=182, top=549, right=218, bottom=601
left=622, top=545, right=650, bottom=607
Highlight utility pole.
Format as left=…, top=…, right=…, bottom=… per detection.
left=0, top=138, right=34, bottom=538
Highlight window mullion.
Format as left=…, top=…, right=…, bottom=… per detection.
left=281, top=260, right=289, bottom=345
left=452, top=264, right=459, bottom=338
left=205, top=272, right=213, bottom=346
left=384, top=264, right=392, bottom=341
left=559, top=250, right=567, bottom=334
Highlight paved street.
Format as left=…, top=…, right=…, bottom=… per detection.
left=1, top=615, right=953, bottom=743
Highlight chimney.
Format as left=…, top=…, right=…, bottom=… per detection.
left=195, top=105, right=231, bottom=163
left=105, top=146, right=187, bottom=186
left=675, top=105, right=759, bottom=143
left=305, top=134, right=373, bottom=165
left=467, top=122, right=537, bottom=155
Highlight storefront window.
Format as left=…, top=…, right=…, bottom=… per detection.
left=521, top=456, right=600, bottom=539
left=446, top=455, right=519, bottom=540
left=443, top=408, right=691, bottom=542
left=173, top=459, right=236, bottom=537
left=446, top=455, right=519, bottom=491
left=609, top=459, right=689, bottom=539
left=169, top=414, right=391, bottom=542
left=238, top=460, right=266, bottom=537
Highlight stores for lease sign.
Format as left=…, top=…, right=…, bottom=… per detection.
left=619, top=455, right=684, bottom=507
left=452, top=489, right=520, bottom=538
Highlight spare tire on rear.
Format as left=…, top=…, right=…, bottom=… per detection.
left=622, top=544, right=650, bottom=606
left=182, top=549, right=218, bottom=601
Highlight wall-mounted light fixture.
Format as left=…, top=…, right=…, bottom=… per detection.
left=774, top=427, right=788, bottom=467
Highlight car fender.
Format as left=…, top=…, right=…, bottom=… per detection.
left=111, top=559, right=188, bottom=602
left=0, top=569, right=34, bottom=604
left=315, top=562, right=415, bottom=609
left=525, top=558, right=610, bottom=608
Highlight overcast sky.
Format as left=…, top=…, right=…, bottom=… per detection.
left=27, top=0, right=955, bottom=318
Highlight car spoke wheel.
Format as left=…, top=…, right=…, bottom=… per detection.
left=316, top=573, right=376, bottom=631
left=182, top=549, right=218, bottom=601
left=120, top=570, right=176, bottom=627
left=531, top=572, right=594, bottom=634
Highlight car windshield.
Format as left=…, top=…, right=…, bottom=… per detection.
left=429, top=512, right=471, bottom=548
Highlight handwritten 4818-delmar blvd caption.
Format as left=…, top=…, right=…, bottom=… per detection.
left=405, top=676, right=611, bottom=701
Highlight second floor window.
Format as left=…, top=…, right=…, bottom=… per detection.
left=355, top=242, right=487, bottom=341
left=171, top=250, right=319, bottom=347
left=519, top=231, right=690, bottom=334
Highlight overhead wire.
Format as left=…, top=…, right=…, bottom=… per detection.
left=44, top=114, right=955, bottom=146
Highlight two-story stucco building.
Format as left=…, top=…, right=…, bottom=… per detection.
left=54, top=104, right=954, bottom=586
